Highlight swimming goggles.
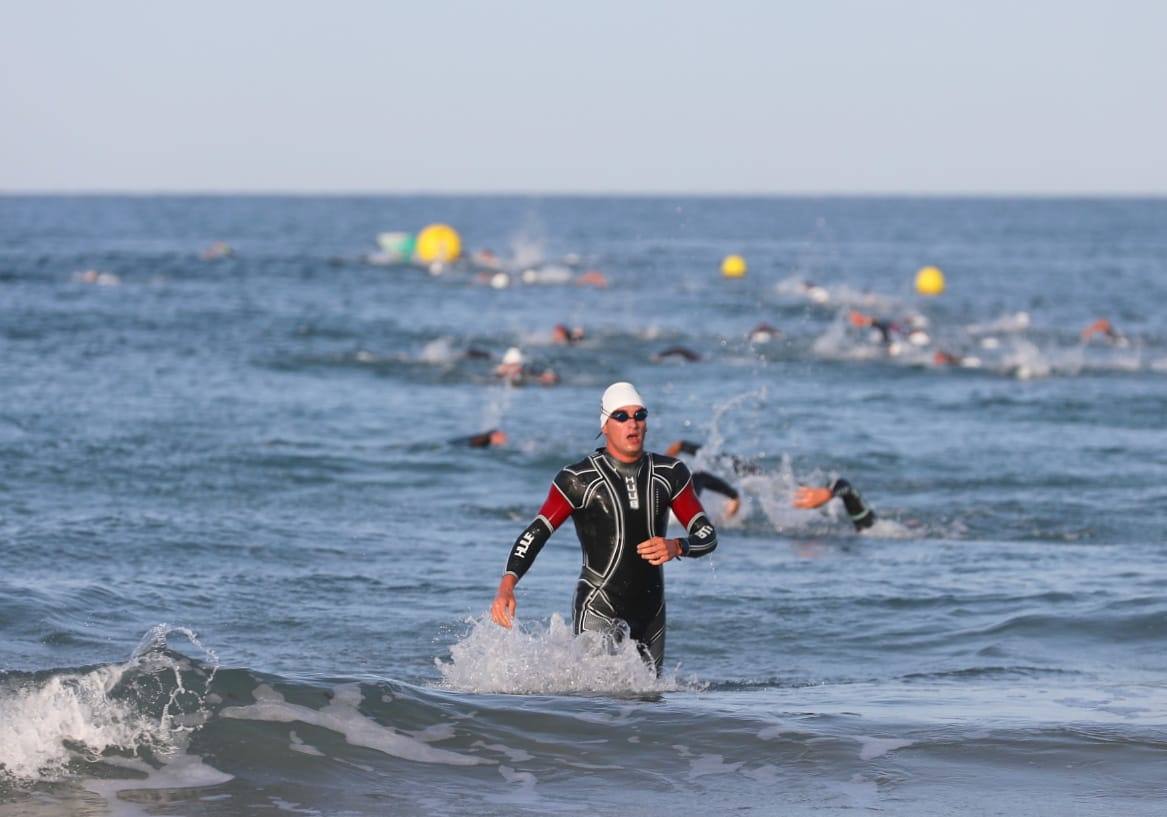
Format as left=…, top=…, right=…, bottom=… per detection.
left=607, top=408, right=648, bottom=423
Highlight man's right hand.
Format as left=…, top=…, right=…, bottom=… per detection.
left=490, top=574, right=518, bottom=628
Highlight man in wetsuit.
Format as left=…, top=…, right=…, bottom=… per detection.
left=489, top=382, right=718, bottom=671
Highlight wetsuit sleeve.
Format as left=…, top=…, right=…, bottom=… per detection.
left=829, top=478, right=876, bottom=530
left=504, top=479, right=575, bottom=580
left=668, top=463, right=718, bottom=558
left=692, top=471, right=738, bottom=501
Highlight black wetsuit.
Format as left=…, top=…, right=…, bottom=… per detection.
left=652, top=346, right=701, bottom=363
left=456, top=431, right=498, bottom=448
left=693, top=471, right=739, bottom=501
left=505, top=449, right=718, bottom=671
left=828, top=478, right=876, bottom=530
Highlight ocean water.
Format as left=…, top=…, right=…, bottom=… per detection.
left=1, top=195, right=1165, bottom=816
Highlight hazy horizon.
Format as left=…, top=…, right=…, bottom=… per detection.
left=4, top=1, right=1165, bottom=195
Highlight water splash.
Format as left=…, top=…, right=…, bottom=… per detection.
left=479, top=384, right=515, bottom=429
left=702, top=386, right=768, bottom=464
left=435, top=614, right=685, bottom=696
left=0, top=625, right=218, bottom=782
left=418, top=336, right=459, bottom=365
left=966, top=311, right=1031, bottom=336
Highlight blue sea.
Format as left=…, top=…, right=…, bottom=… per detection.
left=1, top=195, right=1165, bottom=816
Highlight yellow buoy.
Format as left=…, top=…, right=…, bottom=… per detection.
left=721, top=254, right=747, bottom=278
left=915, top=265, right=945, bottom=296
left=415, top=224, right=462, bottom=264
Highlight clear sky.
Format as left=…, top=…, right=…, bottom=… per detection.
left=2, top=0, right=1164, bottom=194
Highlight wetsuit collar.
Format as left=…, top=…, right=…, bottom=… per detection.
left=597, top=448, right=645, bottom=477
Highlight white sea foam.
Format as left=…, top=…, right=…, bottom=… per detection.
left=812, top=322, right=886, bottom=362
left=738, top=458, right=813, bottom=535
left=0, top=664, right=163, bottom=780
left=473, top=741, right=534, bottom=762
left=435, top=613, right=683, bottom=695
left=687, top=753, right=744, bottom=780
left=479, top=384, right=514, bottom=429
left=83, top=754, right=233, bottom=816
left=0, top=625, right=216, bottom=782
left=220, top=683, right=483, bottom=766
left=289, top=730, right=325, bottom=757
left=268, top=796, right=321, bottom=815
left=855, top=736, right=914, bottom=760
left=775, top=277, right=897, bottom=312
left=419, top=336, right=458, bottom=365
left=997, top=338, right=1055, bottom=379
left=508, top=230, right=546, bottom=272
left=966, top=311, right=1031, bottom=335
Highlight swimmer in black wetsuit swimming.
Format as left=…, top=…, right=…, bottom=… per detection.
left=793, top=479, right=876, bottom=530
left=849, top=310, right=898, bottom=344
left=490, top=382, right=718, bottom=672
left=667, top=440, right=876, bottom=531
left=454, top=429, right=507, bottom=448
left=651, top=346, right=701, bottom=363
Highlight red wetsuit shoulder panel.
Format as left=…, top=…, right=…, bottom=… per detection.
left=538, top=482, right=574, bottom=529
left=670, top=480, right=705, bottom=530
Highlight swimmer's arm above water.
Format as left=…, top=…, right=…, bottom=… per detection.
left=491, top=479, right=574, bottom=628
left=793, top=478, right=876, bottom=530
left=692, top=471, right=741, bottom=518
left=664, top=440, right=702, bottom=458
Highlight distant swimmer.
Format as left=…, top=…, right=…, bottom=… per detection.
left=73, top=269, right=121, bottom=286
left=470, top=248, right=503, bottom=271
left=494, top=347, right=560, bottom=386
left=521, top=265, right=574, bottom=285
left=575, top=270, right=608, bottom=288
left=748, top=322, right=782, bottom=344
left=551, top=323, right=586, bottom=345
left=793, top=478, right=876, bottom=531
left=651, top=346, right=701, bottom=363
left=455, top=429, right=508, bottom=448
left=799, top=280, right=831, bottom=304
left=475, top=271, right=512, bottom=289
left=1081, top=318, right=1129, bottom=347
left=200, top=241, right=234, bottom=261
left=849, top=310, right=930, bottom=351
left=494, top=347, right=525, bottom=380
left=490, top=383, right=718, bottom=672
left=932, top=350, right=982, bottom=368
left=849, top=310, right=897, bottom=344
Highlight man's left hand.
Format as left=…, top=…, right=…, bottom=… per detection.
left=636, top=536, right=682, bottom=566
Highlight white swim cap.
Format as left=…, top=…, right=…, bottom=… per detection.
left=502, top=347, right=524, bottom=366
left=600, top=382, right=646, bottom=430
